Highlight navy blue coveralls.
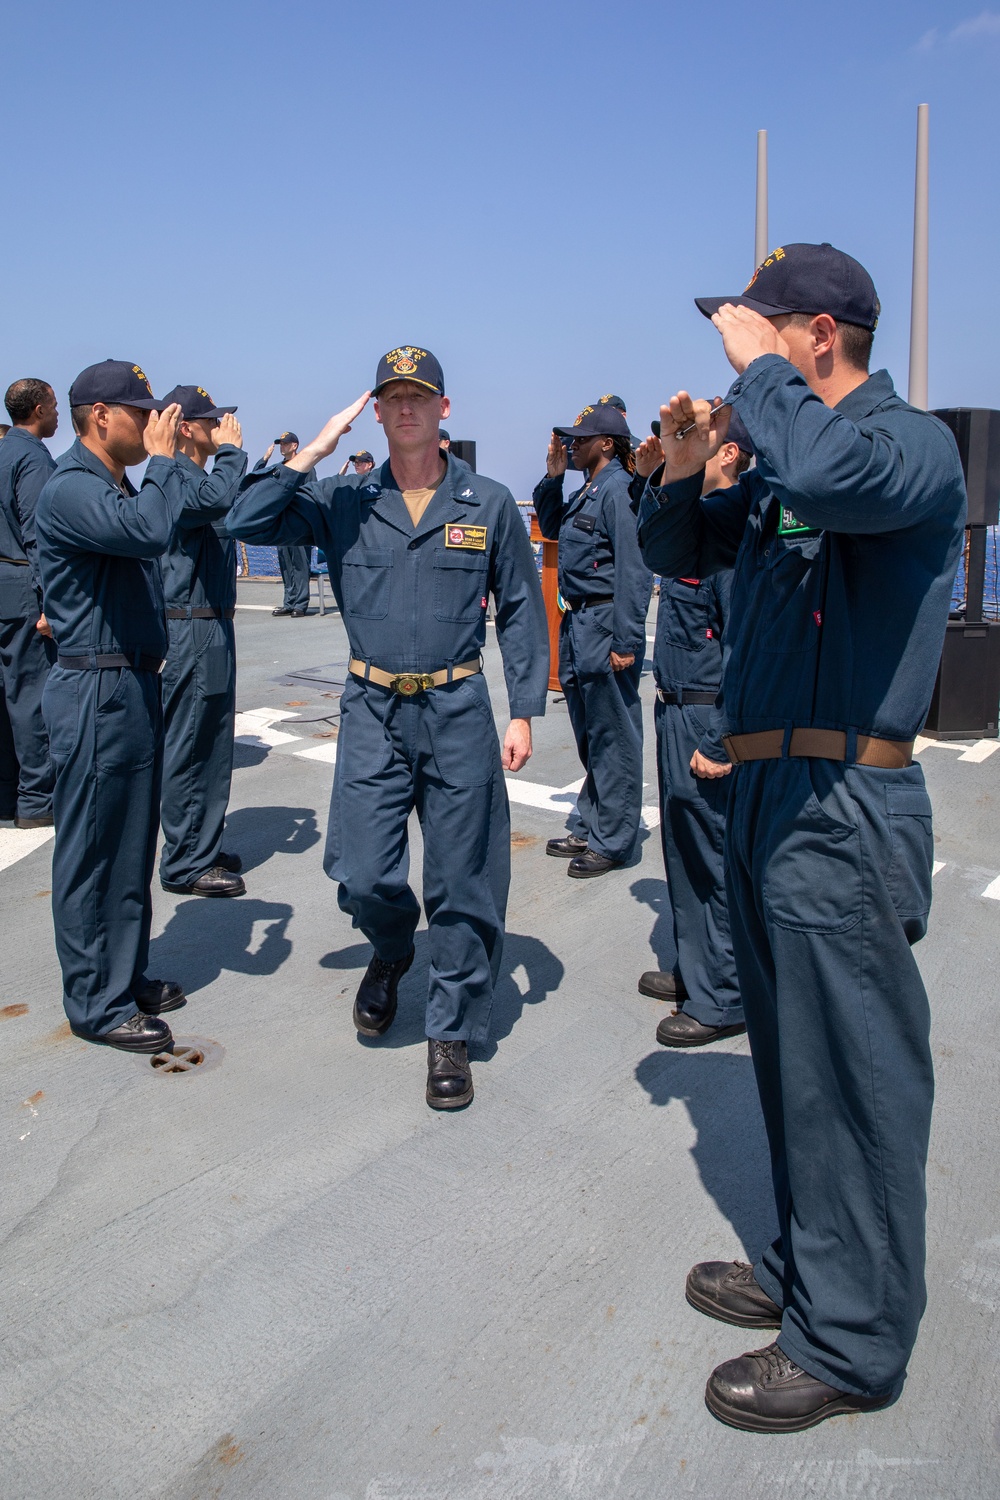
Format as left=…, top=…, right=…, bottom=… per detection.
left=638, top=359, right=966, bottom=1399
left=253, top=456, right=313, bottom=610
left=35, top=441, right=187, bottom=1039
left=647, top=571, right=742, bottom=1029
left=228, top=454, right=549, bottom=1040
left=533, top=458, right=651, bottom=862
left=0, top=427, right=57, bottom=820
left=159, top=445, right=248, bottom=886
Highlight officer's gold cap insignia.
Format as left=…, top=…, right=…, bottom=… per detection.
left=744, top=247, right=785, bottom=292
left=386, top=347, right=427, bottom=377
left=197, top=387, right=212, bottom=401
left=132, top=365, right=153, bottom=394
left=573, top=406, right=595, bottom=427
left=599, top=394, right=614, bottom=404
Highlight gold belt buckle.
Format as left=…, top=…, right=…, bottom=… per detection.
left=391, top=672, right=435, bottom=696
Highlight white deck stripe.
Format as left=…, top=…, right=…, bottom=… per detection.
left=0, top=826, right=54, bottom=873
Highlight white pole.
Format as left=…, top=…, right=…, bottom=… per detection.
left=908, top=103, right=930, bottom=409
left=755, top=130, right=769, bottom=267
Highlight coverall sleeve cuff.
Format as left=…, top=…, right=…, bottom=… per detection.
left=508, top=699, right=547, bottom=719
left=639, top=468, right=703, bottom=527
left=697, top=733, right=729, bottom=763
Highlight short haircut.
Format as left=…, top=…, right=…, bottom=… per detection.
left=732, top=448, right=753, bottom=477
left=71, top=404, right=94, bottom=435
left=0, top=424, right=10, bottom=437
left=787, top=312, right=873, bottom=372
left=5, top=378, right=53, bottom=424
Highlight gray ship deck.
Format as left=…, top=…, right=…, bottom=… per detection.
left=1, top=581, right=997, bottom=1499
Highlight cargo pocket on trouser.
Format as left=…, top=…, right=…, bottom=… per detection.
left=429, top=677, right=499, bottom=787
left=884, top=776, right=933, bottom=930
left=336, top=677, right=395, bottom=780
left=95, top=670, right=157, bottom=775
left=762, top=759, right=863, bottom=933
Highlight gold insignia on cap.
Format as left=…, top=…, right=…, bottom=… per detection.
left=744, top=246, right=785, bottom=293
left=385, top=346, right=427, bottom=377
left=599, top=394, right=614, bottom=404
left=573, top=406, right=595, bottom=427
left=197, top=387, right=212, bottom=401
left=132, top=365, right=152, bottom=393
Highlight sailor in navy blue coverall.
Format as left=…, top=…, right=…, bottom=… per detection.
left=0, top=380, right=59, bottom=825
left=637, top=245, right=967, bottom=1431
left=229, top=347, right=548, bottom=1109
left=35, top=361, right=189, bottom=1054
left=157, top=387, right=248, bottom=898
left=253, top=431, right=313, bottom=615
left=635, top=420, right=752, bottom=1044
left=533, top=402, right=651, bottom=877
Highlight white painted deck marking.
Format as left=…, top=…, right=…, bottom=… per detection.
left=234, top=707, right=300, bottom=748
left=981, top=875, right=1000, bottom=901
left=234, top=603, right=279, bottom=611
left=295, top=743, right=338, bottom=764
left=913, top=735, right=1000, bottom=760
left=0, top=826, right=54, bottom=873
left=959, top=740, right=1000, bottom=763
left=933, top=861, right=946, bottom=877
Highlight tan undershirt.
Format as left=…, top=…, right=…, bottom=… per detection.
left=401, top=465, right=446, bottom=527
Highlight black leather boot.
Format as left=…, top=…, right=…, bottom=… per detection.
left=567, top=849, right=621, bottom=879
left=161, top=866, right=246, bottom=897
left=686, top=1261, right=782, bottom=1328
left=706, top=1342, right=892, bottom=1432
left=656, top=1010, right=746, bottom=1047
left=133, top=977, right=187, bottom=1015
left=217, top=850, right=243, bottom=874
left=546, top=834, right=588, bottom=858
left=76, top=1012, right=173, bottom=1053
left=637, top=970, right=688, bottom=1001
left=426, top=1039, right=474, bottom=1109
left=353, top=948, right=415, bottom=1036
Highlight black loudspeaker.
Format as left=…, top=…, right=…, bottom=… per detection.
left=450, top=439, right=477, bottom=471
left=924, top=620, right=1000, bottom=739
left=931, top=408, right=1000, bottom=526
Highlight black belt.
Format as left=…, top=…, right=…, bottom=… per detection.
left=58, top=652, right=164, bottom=673
left=657, top=689, right=718, bottom=705
left=165, top=607, right=236, bottom=620
left=563, top=595, right=614, bottom=612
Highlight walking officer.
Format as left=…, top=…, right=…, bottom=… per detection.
left=157, top=385, right=248, bottom=898
left=635, top=415, right=752, bottom=1045
left=228, top=346, right=548, bottom=1109
left=35, top=361, right=188, bottom=1053
left=253, top=431, right=313, bottom=616
left=0, top=378, right=58, bottom=827
left=533, top=403, right=651, bottom=876
left=637, top=244, right=966, bottom=1430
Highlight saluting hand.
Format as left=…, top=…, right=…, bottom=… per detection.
left=658, top=392, right=729, bottom=482
left=711, top=302, right=790, bottom=375
left=634, top=434, right=664, bottom=479
left=144, top=403, right=182, bottom=459
left=262, top=442, right=275, bottom=464
left=212, top=413, right=243, bottom=451
left=546, top=432, right=568, bottom=478
left=286, top=392, right=372, bottom=472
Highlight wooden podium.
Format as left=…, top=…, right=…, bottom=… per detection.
left=529, top=513, right=562, bottom=692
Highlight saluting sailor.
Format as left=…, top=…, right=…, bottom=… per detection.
left=228, top=347, right=549, bottom=1109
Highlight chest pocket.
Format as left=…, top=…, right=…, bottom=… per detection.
left=659, top=578, right=712, bottom=652
left=342, top=549, right=393, bottom=620
left=759, top=534, right=825, bottom=655
left=433, top=548, right=489, bottom=623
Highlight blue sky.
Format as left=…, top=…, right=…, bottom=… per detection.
left=2, top=1, right=998, bottom=496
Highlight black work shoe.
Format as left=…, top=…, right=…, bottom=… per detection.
left=567, top=849, right=622, bottom=879
left=705, top=1342, right=892, bottom=1432
left=656, top=1009, right=747, bottom=1047
left=133, top=977, right=187, bottom=1015
left=289, top=608, right=308, bottom=617
left=426, top=1039, right=474, bottom=1109
left=14, top=812, right=54, bottom=829
left=353, top=948, right=415, bottom=1036
left=161, top=866, right=246, bottom=897
left=546, top=834, right=588, bottom=858
left=638, top=969, right=688, bottom=1001
left=217, top=850, right=243, bottom=874
left=686, top=1261, right=782, bottom=1329
left=272, top=606, right=292, bottom=616
left=76, top=1012, right=173, bottom=1053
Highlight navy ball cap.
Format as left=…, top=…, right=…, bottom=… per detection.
left=696, top=243, right=880, bottom=331
left=69, top=359, right=160, bottom=409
